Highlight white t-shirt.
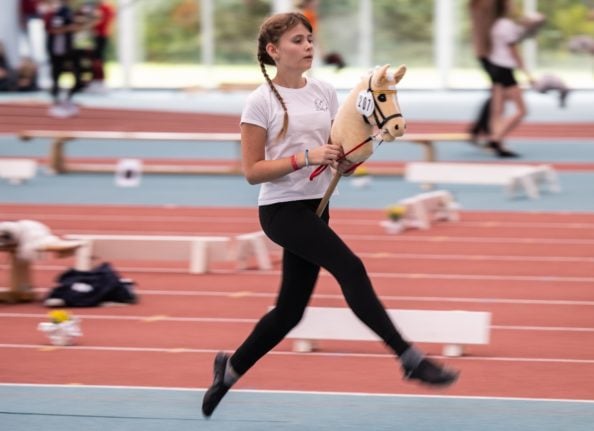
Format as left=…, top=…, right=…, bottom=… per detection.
left=489, top=17, right=523, bottom=69
left=240, top=77, right=339, bottom=206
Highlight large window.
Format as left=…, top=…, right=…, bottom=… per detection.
left=452, top=0, right=594, bottom=88
left=109, top=0, right=594, bottom=89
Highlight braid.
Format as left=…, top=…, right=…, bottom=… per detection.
left=259, top=59, right=289, bottom=141
left=256, top=12, right=312, bottom=142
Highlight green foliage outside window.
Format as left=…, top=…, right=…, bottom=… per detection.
left=117, top=0, right=593, bottom=73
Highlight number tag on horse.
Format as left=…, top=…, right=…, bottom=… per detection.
left=356, top=91, right=375, bottom=116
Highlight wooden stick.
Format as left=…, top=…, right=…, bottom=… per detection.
left=316, top=170, right=342, bottom=217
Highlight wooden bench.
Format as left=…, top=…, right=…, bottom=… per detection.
left=0, top=158, right=38, bottom=184
left=284, top=306, right=491, bottom=357
left=0, top=240, right=82, bottom=303
left=232, top=231, right=281, bottom=271
left=19, top=130, right=243, bottom=175
left=405, top=162, right=561, bottom=199
left=65, top=231, right=279, bottom=274
left=399, top=132, right=471, bottom=163
left=19, top=129, right=472, bottom=176
left=65, top=234, right=232, bottom=274
left=380, top=190, right=460, bottom=233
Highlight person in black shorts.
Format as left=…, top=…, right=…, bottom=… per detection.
left=43, top=0, right=84, bottom=117
left=486, top=0, right=535, bottom=157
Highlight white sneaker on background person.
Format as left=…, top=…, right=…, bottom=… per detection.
left=85, top=80, right=109, bottom=94
left=48, top=100, right=79, bottom=118
left=63, top=100, right=80, bottom=116
left=48, top=102, right=69, bottom=118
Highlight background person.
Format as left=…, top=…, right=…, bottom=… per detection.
left=88, top=0, right=115, bottom=93
left=468, top=0, right=497, bottom=145
left=0, top=41, right=17, bottom=91
left=43, top=0, right=84, bottom=117
left=486, top=0, right=535, bottom=158
left=16, top=56, right=39, bottom=91
left=295, top=0, right=345, bottom=70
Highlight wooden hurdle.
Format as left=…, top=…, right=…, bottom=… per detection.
left=19, top=129, right=472, bottom=176
left=19, top=130, right=243, bottom=175
left=65, top=234, right=232, bottom=274
left=0, top=158, right=38, bottom=184
left=405, top=162, right=561, bottom=199
left=233, top=231, right=280, bottom=271
left=282, top=306, right=491, bottom=357
left=65, top=232, right=280, bottom=274
left=380, top=190, right=460, bottom=233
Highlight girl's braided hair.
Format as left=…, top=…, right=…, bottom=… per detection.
left=257, top=12, right=313, bottom=141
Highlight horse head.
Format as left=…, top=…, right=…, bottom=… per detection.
left=331, top=64, right=407, bottom=165
left=365, top=64, right=406, bottom=141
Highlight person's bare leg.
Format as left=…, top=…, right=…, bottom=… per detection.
left=491, top=85, right=526, bottom=143
left=488, top=85, right=525, bottom=157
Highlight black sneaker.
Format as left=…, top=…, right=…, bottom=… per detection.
left=403, top=357, right=459, bottom=387
left=202, top=352, right=232, bottom=418
left=487, top=141, right=520, bottom=158
left=497, top=149, right=520, bottom=158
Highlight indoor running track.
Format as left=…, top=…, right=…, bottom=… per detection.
left=1, top=204, right=593, bottom=431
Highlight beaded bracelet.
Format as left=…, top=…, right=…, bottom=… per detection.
left=304, top=149, right=310, bottom=167
left=290, top=154, right=300, bottom=171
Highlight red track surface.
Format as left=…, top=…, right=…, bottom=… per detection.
left=2, top=101, right=594, bottom=138
left=1, top=204, right=593, bottom=400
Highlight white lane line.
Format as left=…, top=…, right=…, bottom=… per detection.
left=1, top=343, right=593, bottom=364
left=2, top=382, right=594, bottom=404
left=5, top=286, right=594, bottom=305
left=4, top=264, right=594, bottom=283
left=343, top=234, right=594, bottom=245
left=2, top=313, right=593, bottom=332
left=19, top=288, right=594, bottom=306
left=135, top=291, right=594, bottom=306
left=359, top=253, right=594, bottom=263
left=2, top=211, right=594, bottom=230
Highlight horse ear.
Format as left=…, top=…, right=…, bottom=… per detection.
left=393, top=64, right=407, bottom=84
left=372, top=64, right=391, bottom=86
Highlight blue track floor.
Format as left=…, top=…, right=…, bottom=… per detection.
left=2, top=385, right=593, bottom=431
left=1, top=135, right=594, bottom=212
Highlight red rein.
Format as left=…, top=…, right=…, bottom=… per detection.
left=309, top=136, right=375, bottom=181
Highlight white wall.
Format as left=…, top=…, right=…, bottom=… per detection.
left=0, top=0, right=20, bottom=66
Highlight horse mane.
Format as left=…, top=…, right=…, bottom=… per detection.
left=330, top=72, right=373, bottom=159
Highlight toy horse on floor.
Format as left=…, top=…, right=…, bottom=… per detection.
left=313, top=64, right=407, bottom=215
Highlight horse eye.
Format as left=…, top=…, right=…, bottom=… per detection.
left=378, top=94, right=387, bottom=102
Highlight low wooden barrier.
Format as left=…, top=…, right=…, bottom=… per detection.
left=65, top=231, right=280, bottom=274
left=19, top=130, right=243, bottom=175
left=19, top=129, right=472, bottom=176
left=284, top=306, right=491, bottom=357
left=0, top=158, right=38, bottom=184
left=405, top=162, right=561, bottom=199
left=66, top=234, right=231, bottom=274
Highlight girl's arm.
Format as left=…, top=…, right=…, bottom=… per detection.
left=241, top=123, right=342, bottom=185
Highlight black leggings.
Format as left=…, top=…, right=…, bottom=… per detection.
left=49, top=53, right=84, bottom=101
left=229, top=199, right=411, bottom=375
left=471, top=57, right=495, bottom=136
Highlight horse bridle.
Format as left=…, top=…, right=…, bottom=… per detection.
left=309, top=75, right=404, bottom=181
left=362, top=75, right=403, bottom=131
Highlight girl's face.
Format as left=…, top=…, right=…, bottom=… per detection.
left=267, top=23, right=314, bottom=72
